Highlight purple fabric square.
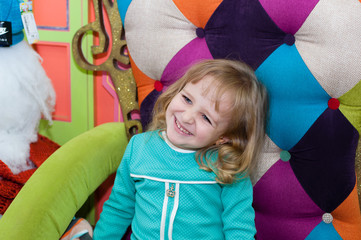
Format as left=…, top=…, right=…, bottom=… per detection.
left=204, top=0, right=288, bottom=69
left=253, top=160, right=323, bottom=240
left=140, top=90, right=162, bottom=130
left=289, top=108, right=358, bottom=212
left=258, top=0, right=319, bottom=34
left=161, top=38, right=213, bottom=87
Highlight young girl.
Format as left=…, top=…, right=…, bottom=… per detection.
left=94, top=59, right=268, bottom=240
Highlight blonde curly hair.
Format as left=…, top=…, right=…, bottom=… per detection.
left=147, top=59, right=268, bottom=184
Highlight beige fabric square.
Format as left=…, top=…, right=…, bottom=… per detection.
left=125, top=0, right=196, bottom=80
left=251, top=135, right=281, bottom=186
left=295, top=0, right=361, bottom=98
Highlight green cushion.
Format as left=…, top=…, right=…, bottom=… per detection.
left=0, top=122, right=128, bottom=239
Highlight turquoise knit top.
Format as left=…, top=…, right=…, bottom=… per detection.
left=94, top=131, right=256, bottom=240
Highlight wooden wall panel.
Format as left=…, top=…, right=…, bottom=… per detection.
left=35, top=0, right=93, bottom=145
left=33, top=42, right=71, bottom=122
left=33, top=0, right=69, bottom=30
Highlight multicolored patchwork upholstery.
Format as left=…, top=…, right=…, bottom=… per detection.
left=120, top=0, right=361, bottom=239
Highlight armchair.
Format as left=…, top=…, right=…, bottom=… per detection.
left=0, top=1, right=360, bottom=240
left=121, top=0, right=361, bottom=239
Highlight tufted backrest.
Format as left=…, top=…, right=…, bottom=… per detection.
left=121, top=0, right=361, bottom=239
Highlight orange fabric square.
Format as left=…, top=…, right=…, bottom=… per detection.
left=332, top=182, right=361, bottom=239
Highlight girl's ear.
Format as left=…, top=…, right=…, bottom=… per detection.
left=216, top=136, right=230, bottom=145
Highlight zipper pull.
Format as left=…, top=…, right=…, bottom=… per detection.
left=166, top=184, right=176, bottom=198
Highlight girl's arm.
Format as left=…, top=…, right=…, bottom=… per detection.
left=221, top=176, right=256, bottom=240
left=93, top=138, right=136, bottom=240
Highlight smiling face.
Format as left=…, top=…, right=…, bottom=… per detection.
left=165, top=76, right=232, bottom=150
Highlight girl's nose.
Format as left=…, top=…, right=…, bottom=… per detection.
left=181, top=109, right=194, bottom=124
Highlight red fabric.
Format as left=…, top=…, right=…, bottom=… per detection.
left=328, top=98, right=340, bottom=110
left=154, top=81, right=163, bottom=92
left=0, top=134, right=60, bottom=214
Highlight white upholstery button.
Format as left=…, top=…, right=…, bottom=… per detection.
left=322, top=213, right=333, bottom=224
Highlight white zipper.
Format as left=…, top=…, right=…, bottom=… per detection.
left=168, top=183, right=179, bottom=240
left=160, top=182, right=169, bottom=240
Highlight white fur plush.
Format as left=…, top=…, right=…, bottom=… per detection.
left=0, top=40, right=55, bottom=174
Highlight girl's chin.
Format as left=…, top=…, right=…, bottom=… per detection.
left=167, top=132, right=192, bottom=148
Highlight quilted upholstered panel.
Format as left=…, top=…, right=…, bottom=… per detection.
left=120, top=0, right=361, bottom=239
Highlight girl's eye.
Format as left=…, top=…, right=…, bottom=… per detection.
left=182, top=95, right=192, bottom=104
left=202, top=114, right=212, bottom=125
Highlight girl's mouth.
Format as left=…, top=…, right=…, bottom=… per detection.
left=175, top=118, right=192, bottom=135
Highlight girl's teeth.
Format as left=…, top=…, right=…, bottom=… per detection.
left=176, top=120, right=191, bottom=135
